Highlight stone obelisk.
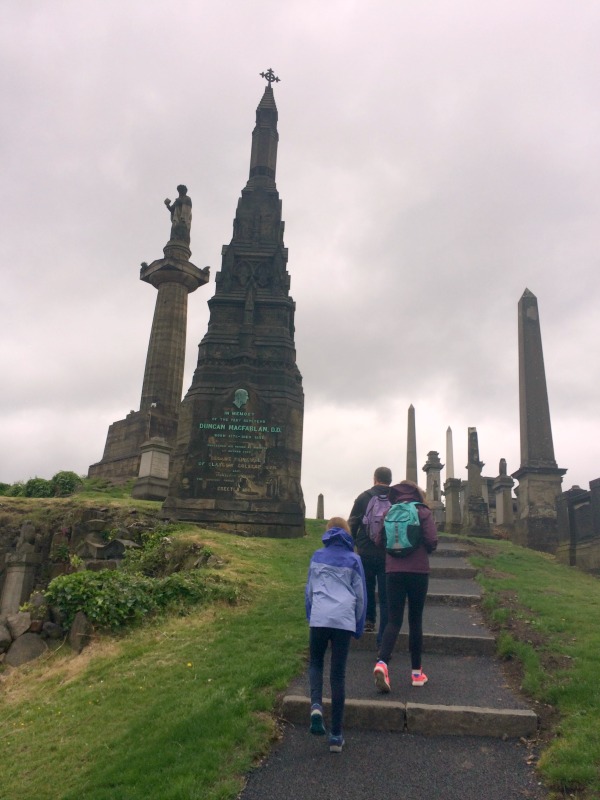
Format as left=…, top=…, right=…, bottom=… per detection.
left=423, top=450, right=444, bottom=526
left=406, top=405, right=418, bottom=483
left=88, top=187, right=209, bottom=481
left=161, top=71, right=305, bottom=537
left=512, top=289, right=566, bottom=552
left=443, top=426, right=461, bottom=533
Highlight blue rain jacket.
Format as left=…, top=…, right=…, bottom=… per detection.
left=305, top=527, right=367, bottom=638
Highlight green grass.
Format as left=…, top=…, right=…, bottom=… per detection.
left=1, top=518, right=325, bottom=800
left=469, top=538, right=600, bottom=797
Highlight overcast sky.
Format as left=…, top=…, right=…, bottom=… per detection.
left=2, top=1, right=599, bottom=518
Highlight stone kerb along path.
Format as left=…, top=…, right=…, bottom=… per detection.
left=282, top=535, right=538, bottom=739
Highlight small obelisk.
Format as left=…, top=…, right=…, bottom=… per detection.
left=406, top=405, right=418, bottom=483
left=316, top=494, right=325, bottom=520
left=423, top=451, right=444, bottom=526
left=443, top=426, right=461, bottom=533
left=512, top=289, right=566, bottom=551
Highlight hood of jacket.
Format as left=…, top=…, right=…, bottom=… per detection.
left=322, top=526, right=355, bottom=551
left=388, top=480, right=427, bottom=505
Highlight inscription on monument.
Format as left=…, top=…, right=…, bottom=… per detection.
left=190, top=389, right=284, bottom=500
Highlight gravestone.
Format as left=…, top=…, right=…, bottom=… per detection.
left=161, top=73, right=305, bottom=537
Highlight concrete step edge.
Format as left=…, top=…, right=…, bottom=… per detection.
left=282, top=695, right=538, bottom=738
left=352, top=632, right=496, bottom=656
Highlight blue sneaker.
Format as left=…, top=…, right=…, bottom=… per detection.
left=329, top=734, right=344, bottom=753
left=310, top=704, right=326, bottom=735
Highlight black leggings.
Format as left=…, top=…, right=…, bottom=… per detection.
left=378, top=572, right=429, bottom=670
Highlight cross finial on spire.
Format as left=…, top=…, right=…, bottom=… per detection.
left=260, top=68, right=280, bottom=86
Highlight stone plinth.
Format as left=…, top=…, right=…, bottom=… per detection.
left=423, top=451, right=444, bottom=526
left=443, top=478, right=462, bottom=534
left=493, top=475, right=515, bottom=528
left=512, top=467, right=566, bottom=553
left=132, top=438, right=172, bottom=501
left=556, top=485, right=592, bottom=567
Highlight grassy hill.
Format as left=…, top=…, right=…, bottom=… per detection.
left=1, top=497, right=599, bottom=798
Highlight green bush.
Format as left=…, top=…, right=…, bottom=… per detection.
left=0, top=482, right=11, bottom=495
left=7, top=482, right=25, bottom=496
left=45, top=567, right=238, bottom=630
left=51, top=471, right=83, bottom=496
left=24, top=477, right=54, bottom=498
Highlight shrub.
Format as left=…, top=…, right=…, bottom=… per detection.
left=0, top=482, right=11, bottom=495
left=45, top=567, right=238, bottom=630
left=7, top=482, right=25, bottom=496
left=51, top=471, right=83, bottom=496
left=24, top=478, right=53, bottom=498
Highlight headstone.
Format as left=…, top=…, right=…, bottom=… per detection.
left=161, top=75, right=305, bottom=538
left=406, top=405, right=418, bottom=483
left=69, top=611, right=92, bottom=654
left=88, top=186, right=210, bottom=482
left=556, top=485, right=592, bottom=567
left=511, top=289, right=566, bottom=552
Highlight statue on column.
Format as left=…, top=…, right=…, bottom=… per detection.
left=164, top=185, right=192, bottom=244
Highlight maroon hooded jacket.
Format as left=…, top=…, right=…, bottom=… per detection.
left=374, top=481, right=438, bottom=574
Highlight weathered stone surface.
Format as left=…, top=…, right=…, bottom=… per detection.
left=0, top=623, right=12, bottom=652
left=161, top=85, right=304, bottom=538
left=405, top=702, right=538, bottom=738
left=85, top=559, right=118, bottom=572
left=69, top=611, right=92, bottom=653
left=6, top=611, right=31, bottom=639
left=42, top=621, right=64, bottom=640
left=5, top=632, right=48, bottom=667
left=282, top=694, right=406, bottom=732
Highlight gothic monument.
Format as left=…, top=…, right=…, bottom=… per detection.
left=161, top=70, right=306, bottom=537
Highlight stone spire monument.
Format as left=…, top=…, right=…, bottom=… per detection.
left=406, top=404, right=418, bottom=483
left=423, top=450, right=444, bottom=526
left=512, top=289, right=566, bottom=552
left=161, top=71, right=305, bottom=537
left=88, top=188, right=209, bottom=481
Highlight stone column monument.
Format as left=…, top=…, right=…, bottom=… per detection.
left=88, top=188, right=209, bottom=481
left=316, top=494, right=325, bottom=520
left=462, top=427, right=490, bottom=536
left=406, top=404, right=418, bottom=483
left=511, top=289, right=566, bottom=552
left=423, top=451, right=444, bottom=526
left=493, top=458, right=515, bottom=528
left=161, top=71, right=305, bottom=537
left=443, top=426, right=461, bottom=533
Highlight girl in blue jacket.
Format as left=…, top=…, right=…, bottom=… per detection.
left=305, top=517, right=367, bottom=753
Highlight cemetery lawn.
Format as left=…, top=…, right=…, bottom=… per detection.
left=470, top=539, right=600, bottom=799
left=2, top=518, right=600, bottom=800
left=0, top=517, right=323, bottom=800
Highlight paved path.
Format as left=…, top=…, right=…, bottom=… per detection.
left=239, top=536, right=548, bottom=800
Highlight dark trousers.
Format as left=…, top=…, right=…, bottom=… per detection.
left=309, top=626, right=352, bottom=737
left=359, top=552, right=388, bottom=644
left=379, top=572, right=429, bottom=670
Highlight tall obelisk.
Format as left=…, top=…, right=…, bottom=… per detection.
left=443, top=426, right=462, bottom=533
left=161, top=71, right=305, bottom=537
left=406, top=405, right=418, bottom=483
left=512, top=289, right=566, bottom=552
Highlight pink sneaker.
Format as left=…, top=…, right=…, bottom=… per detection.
left=411, top=669, right=428, bottom=687
left=374, top=660, right=391, bottom=693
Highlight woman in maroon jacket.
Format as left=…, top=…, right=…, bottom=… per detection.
left=373, top=480, right=438, bottom=691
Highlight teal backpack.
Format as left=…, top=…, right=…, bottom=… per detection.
left=383, top=501, right=423, bottom=557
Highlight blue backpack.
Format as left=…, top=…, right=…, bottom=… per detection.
left=383, top=501, right=423, bottom=557
left=362, top=493, right=391, bottom=543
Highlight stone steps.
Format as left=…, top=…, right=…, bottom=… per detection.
left=282, top=538, right=538, bottom=739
